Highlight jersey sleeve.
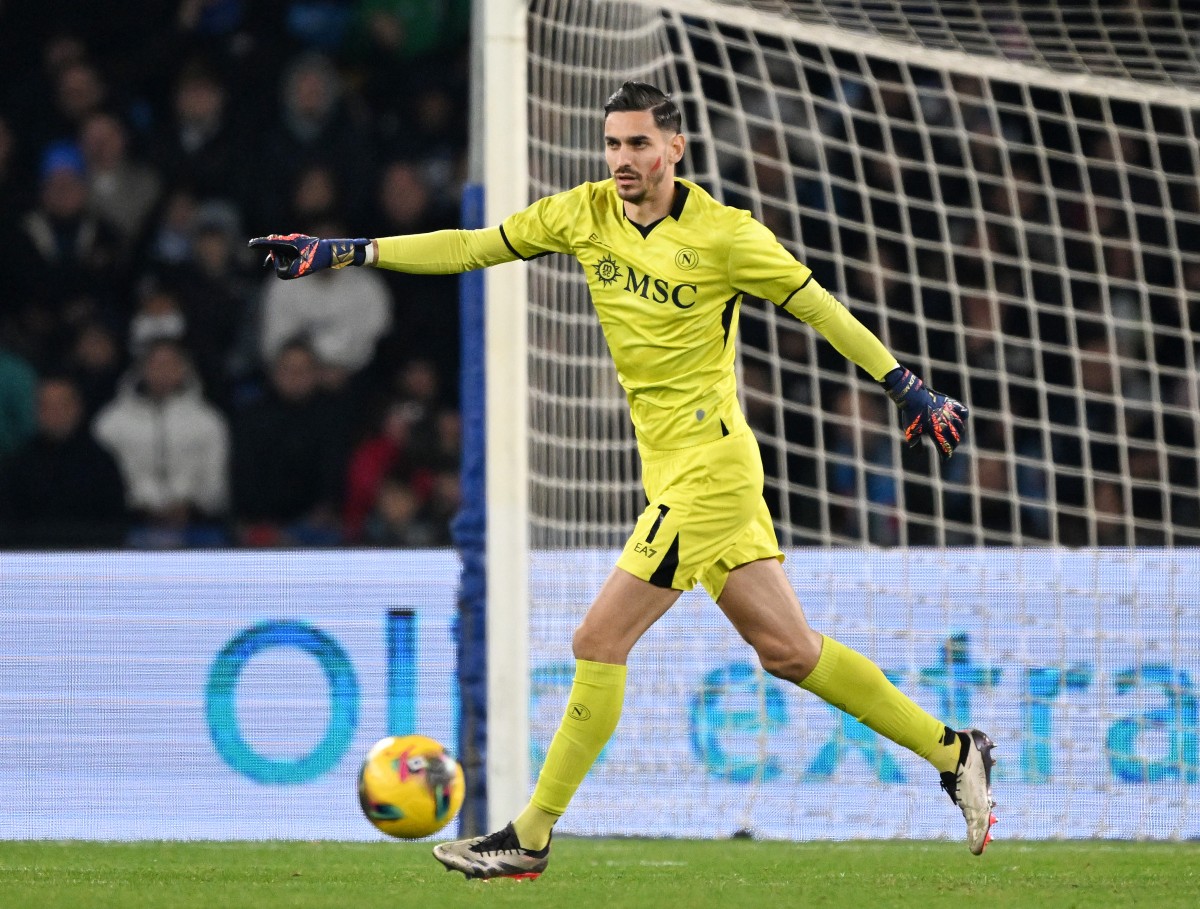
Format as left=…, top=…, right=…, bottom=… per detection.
left=499, top=189, right=579, bottom=259
left=373, top=186, right=585, bottom=273
left=375, top=227, right=518, bottom=274
left=727, top=213, right=816, bottom=305
left=728, top=215, right=897, bottom=381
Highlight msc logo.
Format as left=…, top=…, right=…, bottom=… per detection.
left=589, top=255, right=699, bottom=308
left=593, top=254, right=621, bottom=286
left=624, top=266, right=698, bottom=309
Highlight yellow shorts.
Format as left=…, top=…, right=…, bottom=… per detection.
left=616, top=429, right=783, bottom=600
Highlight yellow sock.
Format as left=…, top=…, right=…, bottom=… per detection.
left=800, top=635, right=960, bottom=773
left=515, top=659, right=627, bottom=850
left=512, top=804, right=558, bottom=852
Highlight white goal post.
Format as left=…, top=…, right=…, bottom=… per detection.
left=475, top=0, right=1200, bottom=838
left=478, top=0, right=533, bottom=831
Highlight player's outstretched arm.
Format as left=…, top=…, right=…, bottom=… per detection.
left=250, top=228, right=524, bottom=278
left=880, top=366, right=969, bottom=460
left=248, top=234, right=374, bottom=280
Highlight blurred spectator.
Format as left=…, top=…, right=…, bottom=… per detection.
left=167, top=200, right=259, bottom=409
left=254, top=50, right=374, bottom=229
left=176, top=0, right=247, bottom=36
left=50, top=58, right=110, bottom=143
left=0, top=375, right=127, bottom=547
left=411, top=407, right=461, bottom=476
left=419, top=466, right=460, bottom=544
left=64, top=320, right=124, bottom=420
left=342, top=357, right=456, bottom=541
left=128, top=275, right=188, bottom=359
left=80, top=110, right=162, bottom=255
left=372, top=160, right=445, bottom=234
left=147, top=187, right=200, bottom=268
left=1045, top=332, right=1159, bottom=545
left=284, top=1, right=354, bottom=52
left=403, top=85, right=467, bottom=191
left=288, top=162, right=344, bottom=227
left=362, top=464, right=459, bottom=548
left=4, top=141, right=126, bottom=365
left=0, top=114, right=32, bottom=225
left=0, top=31, right=89, bottom=141
left=149, top=62, right=245, bottom=210
left=0, top=6, right=470, bottom=552
left=392, top=357, right=442, bottom=424
left=343, top=399, right=414, bottom=543
left=343, top=1, right=469, bottom=151
left=93, top=338, right=230, bottom=547
left=365, top=162, right=459, bottom=377
left=825, top=387, right=898, bottom=545
left=347, top=0, right=469, bottom=62
left=257, top=217, right=392, bottom=390
left=362, top=471, right=438, bottom=546
left=231, top=339, right=350, bottom=546
left=0, top=344, right=37, bottom=459
left=364, top=357, right=448, bottom=451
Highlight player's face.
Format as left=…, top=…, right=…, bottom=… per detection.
left=604, top=110, right=685, bottom=206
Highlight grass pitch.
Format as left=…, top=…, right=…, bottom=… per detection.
left=1, top=839, right=1196, bottom=909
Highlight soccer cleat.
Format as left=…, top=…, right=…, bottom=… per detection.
left=940, top=729, right=997, bottom=855
left=432, top=822, right=550, bottom=881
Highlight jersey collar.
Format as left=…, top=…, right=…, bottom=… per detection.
left=668, top=180, right=690, bottom=220
left=626, top=180, right=691, bottom=238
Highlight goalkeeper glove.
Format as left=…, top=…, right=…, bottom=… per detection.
left=880, top=366, right=968, bottom=460
left=248, top=233, right=370, bottom=279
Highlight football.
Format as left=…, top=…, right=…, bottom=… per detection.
left=357, top=735, right=465, bottom=838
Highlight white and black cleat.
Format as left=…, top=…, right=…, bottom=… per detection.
left=940, top=729, right=997, bottom=855
left=433, top=822, right=550, bottom=881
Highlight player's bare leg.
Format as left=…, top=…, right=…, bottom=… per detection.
left=569, top=565, right=682, bottom=663
left=716, top=558, right=997, bottom=854
left=434, top=569, right=680, bottom=880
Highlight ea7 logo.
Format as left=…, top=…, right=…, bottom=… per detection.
left=634, top=542, right=658, bottom=558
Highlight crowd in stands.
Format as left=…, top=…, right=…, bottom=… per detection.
left=4, top=4, right=1197, bottom=552
left=0, top=1, right=470, bottom=549
left=712, top=52, right=1200, bottom=546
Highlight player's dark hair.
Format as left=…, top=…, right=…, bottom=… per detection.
left=604, top=81, right=682, bottom=133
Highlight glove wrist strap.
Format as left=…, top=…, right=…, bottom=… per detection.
left=881, top=366, right=918, bottom=406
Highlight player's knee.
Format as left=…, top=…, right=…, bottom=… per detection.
left=572, top=622, right=625, bottom=664
left=756, top=631, right=822, bottom=683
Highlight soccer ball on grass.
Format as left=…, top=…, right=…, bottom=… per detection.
left=357, top=735, right=465, bottom=838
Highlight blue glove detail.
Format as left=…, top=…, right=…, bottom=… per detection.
left=880, top=366, right=969, bottom=460
left=248, top=234, right=369, bottom=279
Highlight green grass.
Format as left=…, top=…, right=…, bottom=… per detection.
left=1, top=839, right=1197, bottom=909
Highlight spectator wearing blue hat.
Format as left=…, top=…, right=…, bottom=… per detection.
left=2, top=140, right=127, bottom=367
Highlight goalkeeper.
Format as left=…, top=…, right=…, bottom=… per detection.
left=251, top=81, right=994, bottom=880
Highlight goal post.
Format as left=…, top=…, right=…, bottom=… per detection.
left=469, top=0, right=1200, bottom=839
left=469, top=0, right=532, bottom=832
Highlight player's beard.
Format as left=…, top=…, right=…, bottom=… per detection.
left=614, top=165, right=666, bottom=205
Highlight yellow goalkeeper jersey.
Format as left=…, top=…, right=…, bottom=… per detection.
left=376, top=177, right=897, bottom=451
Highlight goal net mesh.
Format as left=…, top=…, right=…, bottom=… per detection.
left=527, top=0, right=1200, bottom=549
left=519, top=0, right=1200, bottom=841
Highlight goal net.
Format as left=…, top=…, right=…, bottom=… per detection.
left=506, top=0, right=1200, bottom=841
